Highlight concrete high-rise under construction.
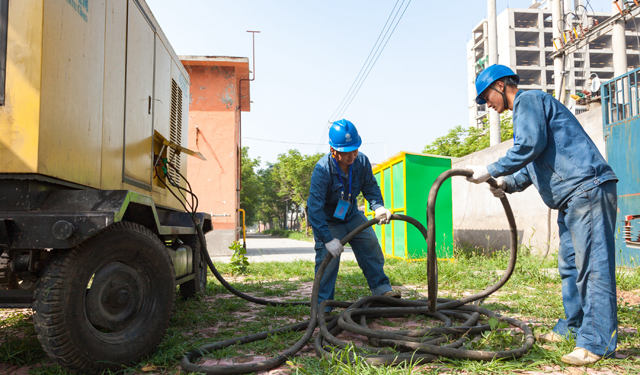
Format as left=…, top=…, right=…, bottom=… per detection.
left=467, top=1, right=640, bottom=128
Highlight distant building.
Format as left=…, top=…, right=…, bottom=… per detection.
left=467, top=2, right=640, bottom=128
left=180, top=56, right=251, bottom=256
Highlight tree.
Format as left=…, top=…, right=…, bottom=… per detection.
left=270, top=150, right=323, bottom=231
left=239, top=147, right=261, bottom=226
left=423, top=113, right=513, bottom=157
left=239, top=148, right=326, bottom=231
left=256, top=166, right=283, bottom=229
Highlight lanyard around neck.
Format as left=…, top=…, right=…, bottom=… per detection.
left=332, top=156, right=352, bottom=201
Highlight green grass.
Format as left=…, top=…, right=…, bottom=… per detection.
left=263, top=229, right=315, bottom=242
left=1, top=243, right=639, bottom=374
left=0, top=311, right=48, bottom=366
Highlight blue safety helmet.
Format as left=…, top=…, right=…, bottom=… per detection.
left=328, top=119, right=362, bottom=152
left=475, top=64, right=519, bottom=105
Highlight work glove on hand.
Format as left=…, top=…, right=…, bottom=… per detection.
left=488, top=177, right=507, bottom=198
left=375, top=206, right=393, bottom=225
left=466, top=165, right=491, bottom=184
left=325, top=238, right=344, bottom=258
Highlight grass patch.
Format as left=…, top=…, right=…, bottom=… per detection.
left=1, top=242, right=639, bottom=374
left=263, top=229, right=315, bottom=242
left=0, top=311, right=47, bottom=366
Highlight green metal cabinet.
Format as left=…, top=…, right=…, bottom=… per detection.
left=365, top=152, right=453, bottom=261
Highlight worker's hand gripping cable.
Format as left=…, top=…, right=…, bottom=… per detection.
left=374, top=206, right=392, bottom=224
left=489, top=177, right=507, bottom=198
left=325, top=238, right=344, bottom=258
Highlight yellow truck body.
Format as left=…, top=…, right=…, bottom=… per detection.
left=0, top=2, right=212, bottom=373
left=0, top=0, right=190, bottom=211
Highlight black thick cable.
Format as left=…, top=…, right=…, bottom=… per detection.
left=168, top=162, right=199, bottom=213
left=180, top=169, right=534, bottom=374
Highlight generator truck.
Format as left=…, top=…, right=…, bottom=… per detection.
left=0, top=0, right=212, bottom=373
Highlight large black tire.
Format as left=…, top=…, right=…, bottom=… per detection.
left=179, top=234, right=207, bottom=299
left=32, top=221, right=176, bottom=374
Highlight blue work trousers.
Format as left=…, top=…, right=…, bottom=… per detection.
left=552, top=181, right=618, bottom=357
left=313, top=212, right=392, bottom=311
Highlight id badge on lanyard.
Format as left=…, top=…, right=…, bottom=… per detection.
left=332, top=157, right=352, bottom=220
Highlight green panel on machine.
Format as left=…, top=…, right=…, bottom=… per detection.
left=369, top=172, right=383, bottom=244
left=365, top=152, right=453, bottom=261
left=393, top=212, right=405, bottom=257
left=383, top=168, right=392, bottom=254
left=406, top=154, right=453, bottom=259
left=384, top=223, right=392, bottom=255
left=374, top=221, right=382, bottom=245
left=392, top=161, right=404, bottom=210
left=383, top=168, right=391, bottom=206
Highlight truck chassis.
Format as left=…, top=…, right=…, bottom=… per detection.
left=0, top=175, right=212, bottom=373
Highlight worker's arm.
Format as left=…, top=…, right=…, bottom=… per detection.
left=501, top=166, right=532, bottom=193
left=307, top=164, right=334, bottom=244
left=360, top=157, right=384, bottom=211
left=487, top=95, right=547, bottom=177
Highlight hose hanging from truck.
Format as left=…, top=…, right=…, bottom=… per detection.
left=156, top=160, right=309, bottom=307
left=179, top=169, right=535, bottom=375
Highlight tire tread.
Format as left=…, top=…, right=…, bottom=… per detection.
left=33, top=221, right=175, bottom=374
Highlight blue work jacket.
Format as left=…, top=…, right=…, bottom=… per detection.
left=307, top=152, right=385, bottom=244
left=487, top=90, right=617, bottom=210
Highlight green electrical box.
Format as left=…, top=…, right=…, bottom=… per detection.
left=365, top=152, right=453, bottom=261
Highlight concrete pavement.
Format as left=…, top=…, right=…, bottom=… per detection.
left=210, top=233, right=356, bottom=263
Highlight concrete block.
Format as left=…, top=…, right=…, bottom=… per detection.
left=205, top=229, right=237, bottom=257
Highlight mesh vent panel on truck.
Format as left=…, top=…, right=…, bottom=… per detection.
left=169, top=79, right=182, bottom=185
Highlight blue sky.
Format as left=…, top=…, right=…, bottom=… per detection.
left=146, top=0, right=613, bottom=166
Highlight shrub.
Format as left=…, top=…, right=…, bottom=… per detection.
left=228, top=241, right=249, bottom=275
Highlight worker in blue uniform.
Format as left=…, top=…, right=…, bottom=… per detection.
left=467, top=64, right=618, bottom=366
left=307, top=119, right=399, bottom=313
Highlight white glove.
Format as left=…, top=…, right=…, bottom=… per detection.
left=488, top=177, right=507, bottom=198
left=375, top=207, right=392, bottom=225
left=325, top=238, right=344, bottom=258
left=466, top=165, right=491, bottom=184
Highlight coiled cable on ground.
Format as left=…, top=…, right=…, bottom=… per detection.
left=181, top=169, right=535, bottom=374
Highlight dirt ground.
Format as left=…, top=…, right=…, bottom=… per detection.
left=0, top=284, right=638, bottom=375
left=179, top=282, right=640, bottom=375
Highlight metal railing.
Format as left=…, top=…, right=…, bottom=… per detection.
left=602, top=67, right=640, bottom=127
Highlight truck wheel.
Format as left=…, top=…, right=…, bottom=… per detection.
left=32, top=221, right=175, bottom=374
left=179, top=234, right=207, bottom=299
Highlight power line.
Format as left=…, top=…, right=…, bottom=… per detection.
left=338, top=0, right=411, bottom=121
left=333, top=0, right=412, bottom=122
left=318, top=0, right=411, bottom=152
left=325, top=0, right=403, bottom=124
left=315, top=0, right=413, bottom=153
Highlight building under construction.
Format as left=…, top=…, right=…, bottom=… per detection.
left=467, top=1, right=640, bottom=127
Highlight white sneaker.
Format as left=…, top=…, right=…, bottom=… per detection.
left=561, top=347, right=602, bottom=365
left=535, top=331, right=564, bottom=343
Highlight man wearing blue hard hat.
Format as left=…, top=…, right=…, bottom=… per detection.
left=468, top=64, right=618, bottom=365
left=307, top=119, right=398, bottom=313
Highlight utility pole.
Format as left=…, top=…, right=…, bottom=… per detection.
left=552, top=0, right=565, bottom=103
left=488, top=0, right=500, bottom=146
left=612, top=0, right=628, bottom=117
left=564, top=0, right=573, bottom=15
left=575, top=0, right=583, bottom=12
left=612, top=0, right=628, bottom=78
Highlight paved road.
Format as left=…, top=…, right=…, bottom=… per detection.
left=211, top=233, right=356, bottom=263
